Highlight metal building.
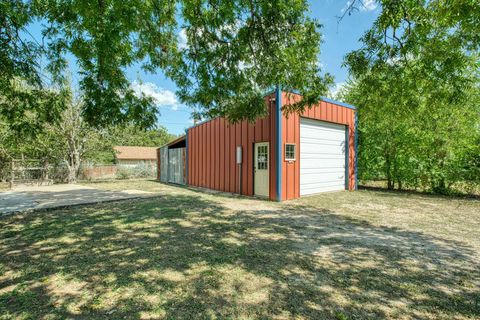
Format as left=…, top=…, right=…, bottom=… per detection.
left=158, top=89, right=357, bottom=201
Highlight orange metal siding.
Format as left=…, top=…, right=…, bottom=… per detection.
left=187, top=94, right=277, bottom=200
left=281, top=92, right=356, bottom=200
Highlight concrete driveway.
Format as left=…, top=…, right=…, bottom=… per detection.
left=0, top=184, right=155, bottom=215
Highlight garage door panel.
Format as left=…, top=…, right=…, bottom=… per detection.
left=301, top=153, right=345, bottom=159
left=301, top=145, right=344, bottom=155
left=301, top=162, right=344, bottom=169
left=301, top=140, right=344, bottom=148
left=300, top=118, right=346, bottom=196
left=301, top=183, right=346, bottom=195
left=300, top=166, right=345, bottom=173
left=301, top=172, right=345, bottom=184
left=301, top=136, right=345, bottom=145
left=301, top=157, right=345, bottom=165
left=300, top=119, right=345, bottom=131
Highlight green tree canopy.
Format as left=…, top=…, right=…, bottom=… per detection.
left=172, top=0, right=333, bottom=122
left=341, top=0, right=480, bottom=193
left=1, top=0, right=332, bottom=129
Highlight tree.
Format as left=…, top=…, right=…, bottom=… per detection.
left=172, top=0, right=333, bottom=122
left=341, top=0, right=480, bottom=193
left=84, top=125, right=177, bottom=164
left=108, top=125, right=176, bottom=148
left=2, top=1, right=331, bottom=129
left=49, top=99, right=99, bottom=183
left=0, top=1, right=69, bottom=135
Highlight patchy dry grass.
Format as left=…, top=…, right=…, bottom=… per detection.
left=0, top=182, right=10, bottom=192
left=361, top=180, right=480, bottom=197
left=1, top=181, right=479, bottom=319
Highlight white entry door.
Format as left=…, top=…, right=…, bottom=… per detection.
left=300, top=118, right=346, bottom=195
left=254, top=142, right=269, bottom=197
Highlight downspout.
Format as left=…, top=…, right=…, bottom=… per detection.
left=275, top=86, right=282, bottom=201
left=354, top=111, right=358, bottom=190
left=345, top=127, right=349, bottom=189
left=185, top=129, right=189, bottom=185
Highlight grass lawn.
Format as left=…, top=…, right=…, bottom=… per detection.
left=1, top=180, right=479, bottom=319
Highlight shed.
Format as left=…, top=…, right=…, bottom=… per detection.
left=157, top=136, right=187, bottom=185
left=158, top=89, right=357, bottom=201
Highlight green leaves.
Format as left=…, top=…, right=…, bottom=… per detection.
left=0, top=79, right=70, bottom=138
left=36, top=0, right=179, bottom=128
left=2, top=0, right=330, bottom=128
left=171, top=0, right=332, bottom=122
left=342, top=0, right=480, bottom=193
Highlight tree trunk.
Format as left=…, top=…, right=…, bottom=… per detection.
left=65, top=135, right=81, bottom=183
left=66, top=151, right=80, bottom=183
left=385, top=153, right=394, bottom=190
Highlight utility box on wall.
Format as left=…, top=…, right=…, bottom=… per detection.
left=236, top=146, right=242, bottom=164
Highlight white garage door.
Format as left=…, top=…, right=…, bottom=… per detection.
left=300, top=118, right=346, bottom=196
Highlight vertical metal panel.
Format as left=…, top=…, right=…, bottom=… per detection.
left=202, top=124, right=206, bottom=187
left=193, top=127, right=197, bottom=186
left=156, top=148, right=161, bottom=180
left=189, top=128, right=193, bottom=185
left=206, top=121, right=211, bottom=188
left=229, top=122, right=236, bottom=193
left=185, top=130, right=189, bottom=184
left=345, top=126, right=349, bottom=188
left=216, top=119, right=221, bottom=190
left=247, top=122, right=255, bottom=195
left=167, top=147, right=185, bottom=184
left=160, top=147, right=169, bottom=182
left=294, top=111, right=300, bottom=199
left=354, top=112, right=358, bottom=190
left=219, top=118, right=225, bottom=191
left=241, top=121, right=247, bottom=195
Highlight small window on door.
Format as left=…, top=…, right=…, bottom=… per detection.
left=257, top=145, right=268, bottom=170
left=285, top=144, right=296, bottom=161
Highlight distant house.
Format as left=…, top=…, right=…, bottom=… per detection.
left=113, top=146, right=158, bottom=167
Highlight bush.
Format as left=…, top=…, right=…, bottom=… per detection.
left=116, top=162, right=155, bottom=180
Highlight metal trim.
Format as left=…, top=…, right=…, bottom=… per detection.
left=354, top=111, right=358, bottom=190
left=276, top=86, right=282, bottom=201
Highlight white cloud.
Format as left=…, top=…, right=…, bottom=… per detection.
left=329, top=82, right=346, bottom=99
left=178, top=29, right=188, bottom=50
left=131, top=81, right=179, bottom=111
left=361, top=0, right=377, bottom=11
left=341, top=0, right=377, bottom=13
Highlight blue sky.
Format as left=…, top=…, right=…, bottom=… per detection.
left=29, top=1, right=379, bottom=135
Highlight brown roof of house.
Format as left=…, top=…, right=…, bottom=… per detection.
left=113, top=146, right=158, bottom=160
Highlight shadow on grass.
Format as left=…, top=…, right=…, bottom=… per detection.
left=359, top=185, right=480, bottom=200
left=0, top=193, right=479, bottom=319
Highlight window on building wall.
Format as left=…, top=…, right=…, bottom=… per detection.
left=285, top=144, right=296, bottom=161
left=257, top=145, right=268, bottom=170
